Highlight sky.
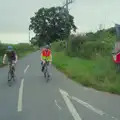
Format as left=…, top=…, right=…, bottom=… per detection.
left=0, top=0, right=120, bottom=44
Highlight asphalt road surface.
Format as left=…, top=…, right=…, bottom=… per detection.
left=0, top=51, right=120, bottom=120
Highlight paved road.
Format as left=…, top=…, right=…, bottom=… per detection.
left=0, top=51, right=120, bottom=120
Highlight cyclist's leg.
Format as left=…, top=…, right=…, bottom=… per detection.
left=8, top=61, right=12, bottom=81
left=11, top=60, right=16, bottom=77
left=10, top=61, right=16, bottom=81
left=12, top=60, right=16, bottom=71
left=47, top=62, right=51, bottom=77
left=8, top=62, right=11, bottom=70
left=41, top=60, right=45, bottom=72
left=48, top=61, right=52, bottom=79
left=8, top=61, right=13, bottom=74
left=41, top=61, right=43, bottom=65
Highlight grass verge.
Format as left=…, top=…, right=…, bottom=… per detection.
left=53, top=51, right=120, bottom=94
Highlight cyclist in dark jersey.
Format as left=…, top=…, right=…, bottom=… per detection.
left=3, top=46, right=18, bottom=66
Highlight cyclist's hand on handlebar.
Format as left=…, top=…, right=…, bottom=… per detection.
left=42, top=60, right=45, bottom=64
left=15, top=60, right=17, bottom=64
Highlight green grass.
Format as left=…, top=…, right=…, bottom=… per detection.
left=53, top=51, right=120, bottom=94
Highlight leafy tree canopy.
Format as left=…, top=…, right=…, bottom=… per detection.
left=29, top=7, right=77, bottom=46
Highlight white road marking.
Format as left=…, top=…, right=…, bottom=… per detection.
left=111, top=116, right=118, bottom=120
left=72, top=96, right=104, bottom=116
left=59, top=89, right=82, bottom=120
left=59, top=89, right=118, bottom=120
left=55, top=100, right=62, bottom=110
left=17, top=79, right=24, bottom=112
left=24, top=65, right=30, bottom=74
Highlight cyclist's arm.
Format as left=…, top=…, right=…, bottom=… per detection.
left=40, top=53, right=45, bottom=63
left=15, top=54, right=18, bottom=63
left=49, top=54, right=52, bottom=62
left=40, top=53, right=43, bottom=61
left=3, top=54, right=7, bottom=64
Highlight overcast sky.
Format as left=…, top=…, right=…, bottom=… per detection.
left=0, top=0, right=120, bottom=43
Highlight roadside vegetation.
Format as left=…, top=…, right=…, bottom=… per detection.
left=52, top=27, right=120, bottom=94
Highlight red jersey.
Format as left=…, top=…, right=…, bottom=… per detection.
left=41, top=49, right=51, bottom=57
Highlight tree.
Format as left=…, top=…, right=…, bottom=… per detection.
left=30, top=35, right=44, bottom=47
left=29, top=7, right=76, bottom=46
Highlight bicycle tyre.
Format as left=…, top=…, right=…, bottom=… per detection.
left=8, top=71, right=12, bottom=86
left=8, top=70, right=15, bottom=86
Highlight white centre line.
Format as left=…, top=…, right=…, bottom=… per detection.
left=55, top=100, right=62, bottom=110
left=24, top=65, right=30, bottom=74
left=59, top=89, right=82, bottom=120
left=17, top=79, right=24, bottom=112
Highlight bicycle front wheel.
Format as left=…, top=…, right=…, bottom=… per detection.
left=46, top=71, right=50, bottom=82
left=8, top=70, right=15, bottom=86
left=8, top=71, right=12, bottom=86
left=8, top=71, right=12, bottom=81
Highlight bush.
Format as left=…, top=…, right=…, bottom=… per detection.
left=52, top=41, right=66, bottom=52
left=52, top=51, right=120, bottom=94
left=66, top=28, right=116, bottom=59
left=0, top=43, right=7, bottom=56
left=52, top=27, right=116, bottom=59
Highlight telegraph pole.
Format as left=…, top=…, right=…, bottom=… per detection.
left=63, top=0, right=74, bottom=51
left=63, top=0, right=73, bottom=11
left=29, top=29, right=30, bottom=42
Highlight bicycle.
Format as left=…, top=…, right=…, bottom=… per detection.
left=8, top=62, right=16, bottom=86
left=43, top=61, right=51, bottom=82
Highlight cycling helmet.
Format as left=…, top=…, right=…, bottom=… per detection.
left=45, top=45, right=50, bottom=49
left=7, top=46, right=13, bottom=51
